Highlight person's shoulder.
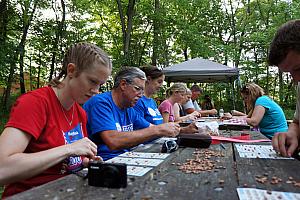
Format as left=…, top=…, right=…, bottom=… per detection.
left=173, top=103, right=180, bottom=110
left=18, top=86, right=54, bottom=103
left=159, top=99, right=171, bottom=106
left=96, top=91, right=111, bottom=99
left=256, top=96, right=273, bottom=106
left=84, top=91, right=112, bottom=111
left=89, top=91, right=112, bottom=103
left=183, top=99, right=193, bottom=108
left=136, top=95, right=147, bottom=104
left=258, top=95, right=271, bottom=101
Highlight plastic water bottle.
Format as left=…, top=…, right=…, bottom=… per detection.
left=219, top=108, right=224, bottom=118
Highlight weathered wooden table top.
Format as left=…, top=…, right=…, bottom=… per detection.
left=7, top=131, right=300, bottom=200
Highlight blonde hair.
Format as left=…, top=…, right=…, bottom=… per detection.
left=166, top=83, right=187, bottom=98
left=49, top=42, right=112, bottom=87
left=241, top=83, right=265, bottom=113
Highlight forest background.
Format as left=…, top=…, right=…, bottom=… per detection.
left=0, top=0, right=299, bottom=127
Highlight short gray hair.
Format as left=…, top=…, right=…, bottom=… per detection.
left=186, top=88, right=192, bottom=95
left=113, top=67, right=146, bottom=88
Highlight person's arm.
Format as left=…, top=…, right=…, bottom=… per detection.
left=161, top=112, right=170, bottom=123
left=174, top=104, right=199, bottom=122
left=185, top=108, right=196, bottom=114
left=159, top=100, right=172, bottom=123
left=272, top=120, right=300, bottom=157
left=183, top=99, right=196, bottom=114
left=0, top=127, right=97, bottom=185
left=173, top=103, right=181, bottom=122
left=231, top=110, right=247, bottom=116
left=100, top=123, right=180, bottom=150
left=245, top=105, right=265, bottom=127
left=199, top=109, right=217, bottom=116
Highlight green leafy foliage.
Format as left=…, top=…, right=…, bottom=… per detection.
left=0, top=0, right=299, bottom=115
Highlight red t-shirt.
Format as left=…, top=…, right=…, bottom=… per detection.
left=2, top=86, right=87, bottom=198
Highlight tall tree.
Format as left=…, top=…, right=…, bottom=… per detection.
left=151, top=0, right=159, bottom=66
left=19, top=0, right=39, bottom=94
left=48, top=0, right=66, bottom=82
left=0, top=0, right=8, bottom=43
left=116, top=0, right=136, bottom=66
left=2, top=0, right=38, bottom=110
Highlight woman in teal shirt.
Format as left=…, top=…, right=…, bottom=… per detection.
left=240, top=83, right=288, bottom=139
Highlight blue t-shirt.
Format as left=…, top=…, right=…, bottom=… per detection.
left=255, top=96, right=288, bottom=139
left=83, top=91, right=150, bottom=160
left=133, top=96, right=163, bottom=128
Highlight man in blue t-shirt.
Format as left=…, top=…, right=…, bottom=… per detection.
left=83, top=67, right=180, bottom=160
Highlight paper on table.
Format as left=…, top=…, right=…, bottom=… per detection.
left=106, top=157, right=164, bottom=167
left=127, top=165, right=153, bottom=176
left=235, top=144, right=294, bottom=159
left=237, top=188, right=300, bottom=200
left=119, top=152, right=170, bottom=159
left=222, top=119, right=247, bottom=125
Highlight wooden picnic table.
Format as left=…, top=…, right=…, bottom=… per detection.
left=7, top=131, right=300, bottom=200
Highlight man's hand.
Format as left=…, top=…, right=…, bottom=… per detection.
left=272, top=131, right=299, bottom=157
left=180, top=122, right=198, bottom=134
left=157, top=123, right=180, bottom=137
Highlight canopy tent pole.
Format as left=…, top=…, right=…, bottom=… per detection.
left=230, top=78, right=236, bottom=110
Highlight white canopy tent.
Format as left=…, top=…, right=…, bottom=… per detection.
left=163, top=57, right=239, bottom=83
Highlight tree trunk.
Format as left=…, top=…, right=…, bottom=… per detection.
left=29, top=55, right=32, bottom=91
left=284, top=78, right=293, bottom=106
left=49, top=0, right=66, bottom=82
left=183, top=47, right=188, bottom=61
left=116, top=0, right=136, bottom=66
left=0, top=0, right=8, bottom=43
left=37, top=50, right=41, bottom=88
left=19, top=0, right=38, bottom=94
left=151, top=0, right=159, bottom=66
left=279, top=70, right=283, bottom=104
left=2, top=0, right=38, bottom=110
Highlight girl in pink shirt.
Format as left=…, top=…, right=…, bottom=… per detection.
left=159, top=83, right=187, bottom=123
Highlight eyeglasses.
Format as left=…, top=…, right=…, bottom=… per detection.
left=129, top=83, right=144, bottom=94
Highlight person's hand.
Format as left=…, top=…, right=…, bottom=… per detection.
left=186, top=111, right=200, bottom=121
left=210, top=109, right=218, bottom=115
left=67, top=137, right=98, bottom=159
left=157, top=122, right=180, bottom=137
left=272, top=132, right=299, bottom=157
left=191, top=111, right=201, bottom=118
left=180, top=122, right=198, bottom=134
left=221, top=112, right=232, bottom=120
left=82, top=156, right=103, bottom=167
